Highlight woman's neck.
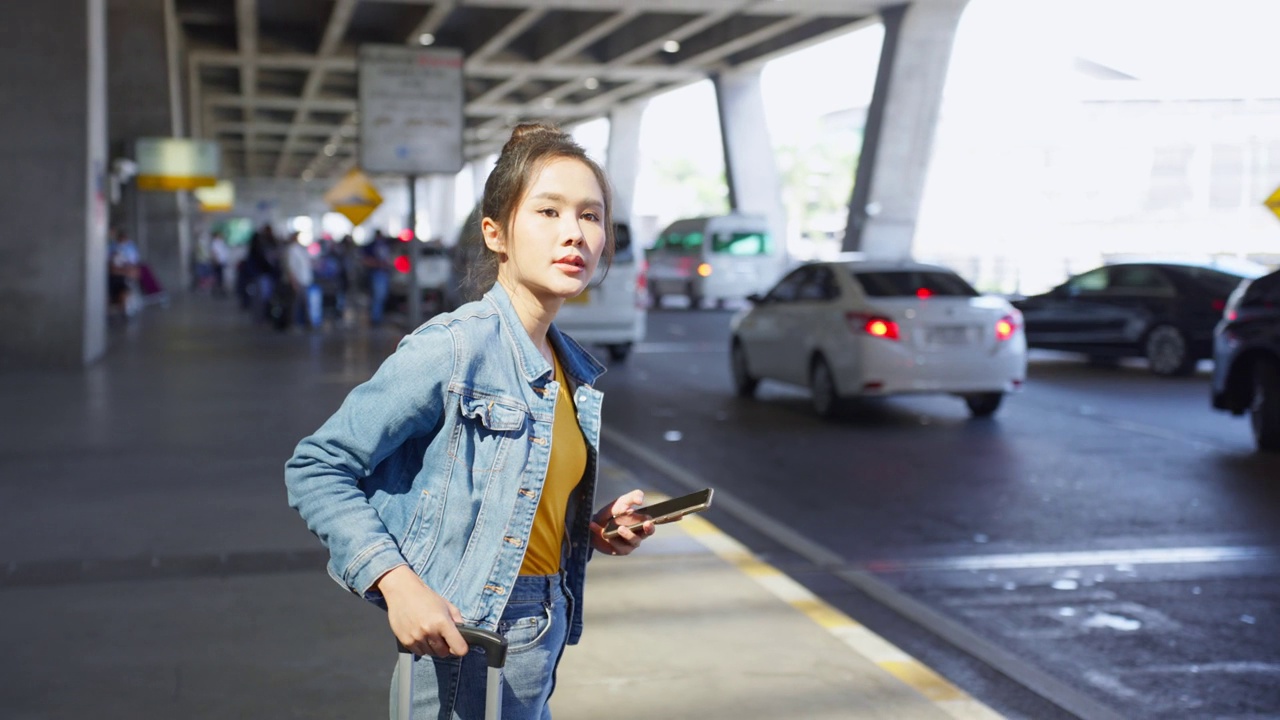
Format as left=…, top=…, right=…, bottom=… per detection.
left=498, top=277, right=560, bottom=365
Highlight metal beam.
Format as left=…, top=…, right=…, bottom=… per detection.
left=235, top=0, right=259, bottom=175
left=273, top=0, right=359, bottom=177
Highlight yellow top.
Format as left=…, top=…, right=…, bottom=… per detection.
left=519, top=352, right=586, bottom=576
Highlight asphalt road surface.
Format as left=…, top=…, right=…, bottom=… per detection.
left=591, top=307, right=1280, bottom=720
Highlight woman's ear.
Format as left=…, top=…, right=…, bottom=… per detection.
left=480, top=217, right=506, bottom=254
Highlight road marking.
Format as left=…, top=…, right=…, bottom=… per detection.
left=678, top=514, right=998, bottom=719
left=603, top=426, right=1131, bottom=720
left=867, top=545, right=1279, bottom=573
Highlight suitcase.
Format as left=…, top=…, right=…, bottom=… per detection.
left=397, top=626, right=508, bottom=720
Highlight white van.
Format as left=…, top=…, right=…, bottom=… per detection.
left=646, top=213, right=782, bottom=308
left=452, top=209, right=646, bottom=361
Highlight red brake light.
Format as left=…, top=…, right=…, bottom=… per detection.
left=1211, top=298, right=1226, bottom=312
left=394, top=256, right=410, bottom=274
left=397, top=229, right=413, bottom=242
left=995, top=312, right=1020, bottom=341
left=846, top=312, right=899, bottom=341
left=916, top=287, right=932, bottom=299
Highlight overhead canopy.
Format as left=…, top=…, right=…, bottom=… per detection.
left=178, top=0, right=885, bottom=181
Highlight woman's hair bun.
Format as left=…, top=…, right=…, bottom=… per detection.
left=504, top=122, right=565, bottom=150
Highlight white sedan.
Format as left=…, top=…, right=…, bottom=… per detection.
left=729, top=258, right=1027, bottom=418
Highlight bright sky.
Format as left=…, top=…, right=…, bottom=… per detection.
left=637, top=0, right=1279, bottom=154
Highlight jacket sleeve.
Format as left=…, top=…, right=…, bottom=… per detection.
left=284, top=324, right=456, bottom=601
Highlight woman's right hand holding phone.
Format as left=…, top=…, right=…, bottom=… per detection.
left=375, top=564, right=468, bottom=658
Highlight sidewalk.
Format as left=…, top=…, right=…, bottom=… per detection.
left=0, top=297, right=999, bottom=719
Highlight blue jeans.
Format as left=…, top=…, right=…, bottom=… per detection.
left=369, top=270, right=390, bottom=325
left=391, top=574, right=570, bottom=720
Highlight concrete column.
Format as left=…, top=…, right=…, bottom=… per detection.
left=109, top=0, right=191, bottom=293
left=0, top=0, right=108, bottom=369
left=424, top=175, right=455, bottom=242
left=713, top=67, right=787, bottom=261
left=468, top=159, right=491, bottom=207
left=606, top=99, right=647, bottom=225
left=845, top=0, right=969, bottom=259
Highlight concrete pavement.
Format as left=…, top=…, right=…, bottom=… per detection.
left=0, top=295, right=1002, bottom=719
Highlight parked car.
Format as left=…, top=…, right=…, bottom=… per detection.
left=729, top=258, right=1026, bottom=419
left=1013, top=261, right=1267, bottom=376
left=646, top=213, right=783, bottom=309
left=388, top=241, right=453, bottom=316
left=1210, top=268, right=1280, bottom=452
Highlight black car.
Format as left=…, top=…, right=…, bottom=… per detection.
left=1211, top=269, right=1280, bottom=452
left=1012, top=261, right=1264, bottom=376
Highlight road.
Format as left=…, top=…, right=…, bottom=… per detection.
left=591, top=307, right=1280, bottom=720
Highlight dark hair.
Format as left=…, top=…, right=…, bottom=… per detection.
left=464, top=123, right=614, bottom=298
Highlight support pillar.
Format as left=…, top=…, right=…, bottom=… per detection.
left=109, top=0, right=191, bottom=293
left=606, top=99, right=647, bottom=226
left=713, top=68, right=787, bottom=263
left=0, top=0, right=109, bottom=369
left=845, top=0, right=969, bottom=259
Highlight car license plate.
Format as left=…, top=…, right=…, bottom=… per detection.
left=566, top=289, right=590, bottom=305
left=927, top=325, right=970, bottom=345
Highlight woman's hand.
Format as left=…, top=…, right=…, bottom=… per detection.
left=375, top=565, right=468, bottom=658
left=589, top=489, right=656, bottom=556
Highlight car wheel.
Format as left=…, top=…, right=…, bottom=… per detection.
left=1144, top=324, right=1195, bottom=376
left=648, top=280, right=663, bottom=309
left=1250, top=357, right=1280, bottom=452
left=605, top=343, right=632, bottom=362
left=687, top=283, right=702, bottom=311
left=810, top=355, right=842, bottom=419
left=730, top=339, right=759, bottom=398
left=965, top=392, right=1004, bottom=418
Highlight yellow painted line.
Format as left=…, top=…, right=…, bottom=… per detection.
left=659, top=491, right=1006, bottom=720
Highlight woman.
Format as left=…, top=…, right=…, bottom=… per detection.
left=284, top=123, right=656, bottom=719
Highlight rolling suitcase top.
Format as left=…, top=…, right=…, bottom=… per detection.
left=397, top=626, right=508, bottom=720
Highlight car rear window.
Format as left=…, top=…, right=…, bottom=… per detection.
left=711, top=231, right=771, bottom=256
left=848, top=269, right=978, bottom=297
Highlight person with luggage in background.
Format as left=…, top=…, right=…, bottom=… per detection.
left=284, top=122, right=657, bottom=719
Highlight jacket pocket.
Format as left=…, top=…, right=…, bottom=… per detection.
left=459, top=395, right=528, bottom=433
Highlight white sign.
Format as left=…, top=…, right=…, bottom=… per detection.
left=135, top=138, right=220, bottom=190
left=358, top=45, right=464, bottom=175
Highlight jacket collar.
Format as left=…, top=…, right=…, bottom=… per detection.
left=483, top=283, right=606, bottom=388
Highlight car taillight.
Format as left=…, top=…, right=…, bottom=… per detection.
left=995, top=311, right=1020, bottom=341
left=394, top=256, right=411, bottom=274
left=1211, top=298, right=1226, bottom=313
left=846, top=312, right=899, bottom=341
left=636, top=262, right=649, bottom=309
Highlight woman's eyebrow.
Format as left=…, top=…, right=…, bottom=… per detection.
left=529, top=192, right=603, bottom=209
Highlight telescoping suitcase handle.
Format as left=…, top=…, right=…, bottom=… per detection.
left=397, top=625, right=508, bottom=719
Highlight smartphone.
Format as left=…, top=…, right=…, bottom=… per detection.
left=602, top=488, right=714, bottom=539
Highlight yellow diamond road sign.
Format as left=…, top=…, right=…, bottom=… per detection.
left=324, top=169, right=383, bottom=226
left=1266, top=185, right=1280, bottom=224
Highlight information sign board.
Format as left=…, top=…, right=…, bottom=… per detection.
left=358, top=45, right=464, bottom=175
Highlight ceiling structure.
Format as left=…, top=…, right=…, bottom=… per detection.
left=177, top=0, right=883, bottom=181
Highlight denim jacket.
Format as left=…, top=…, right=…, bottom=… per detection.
left=284, top=282, right=606, bottom=644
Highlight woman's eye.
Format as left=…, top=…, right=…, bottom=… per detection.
left=539, top=208, right=558, bottom=217
left=582, top=212, right=600, bottom=222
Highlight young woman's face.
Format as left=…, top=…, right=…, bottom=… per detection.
left=485, top=157, right=607, bottom=304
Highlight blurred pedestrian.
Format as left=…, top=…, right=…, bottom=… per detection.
left=361, top=229, right=395, bottom=326
left=284, top=122, right=655, bottom=719
left=209, top=230, right=230, bottom=297
left=284, top=231, right=322, bottom=330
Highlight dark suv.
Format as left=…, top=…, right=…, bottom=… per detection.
left=1211, top=268, right=1280, bottom=452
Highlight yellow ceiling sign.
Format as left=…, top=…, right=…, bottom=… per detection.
left=324, top=169, right=384, bottom=226
left=1266, top=185, right=1280, bottom=223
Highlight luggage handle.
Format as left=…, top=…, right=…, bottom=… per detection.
left=396, top=624, right=508, bottom=668
left=397, top=625, right=508, bottom=719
